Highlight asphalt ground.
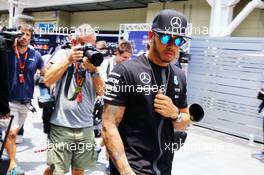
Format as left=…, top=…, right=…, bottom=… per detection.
left=1, top=88, right=263, bottom=175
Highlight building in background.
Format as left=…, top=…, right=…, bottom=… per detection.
left=0, top=0, right=263, bottom=37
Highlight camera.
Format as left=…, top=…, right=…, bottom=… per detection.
left=257, top=88, right=264, bottom=113
left=82, top=43, right=104, bottom=66
left=62, top=41, right=104, bottom=67
left=104, top=43, right=117, bottom=57
left=96, top=42, right=117, bottom=58
left=0, top=26, right=22, bottom=52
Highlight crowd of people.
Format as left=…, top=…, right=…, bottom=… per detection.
left=0, top=9, right=244, bottom=175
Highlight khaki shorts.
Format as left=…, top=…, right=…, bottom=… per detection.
left=0, top=102, right=28, bottom=130
left=47, top=124, right=97, bottom=174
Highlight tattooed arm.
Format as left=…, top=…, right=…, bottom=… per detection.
left=102, top=104, right=135, bottom=175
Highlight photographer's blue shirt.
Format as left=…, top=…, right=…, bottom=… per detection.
left=8, top=47, right=44, bottom=101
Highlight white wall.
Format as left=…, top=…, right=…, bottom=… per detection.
left=1, top=0, right=263, bottom=37
left=70, top=8, right=147, bottom=31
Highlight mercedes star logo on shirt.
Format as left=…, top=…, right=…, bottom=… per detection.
left=139, top=72, right=151, bottom=84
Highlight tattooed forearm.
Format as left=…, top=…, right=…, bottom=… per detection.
left=102, top=104, right=135, bottom=175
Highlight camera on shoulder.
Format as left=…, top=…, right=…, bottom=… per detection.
left=0, top=26, right=22, bottom=52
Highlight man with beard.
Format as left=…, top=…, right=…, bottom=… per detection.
left=102, top=10, right=192, bottom=175
left=0, top=24, right=44, bottom=175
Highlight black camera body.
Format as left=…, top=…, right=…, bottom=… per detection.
left=82, top=44, right=104, bottom=67
left=62, top=42, right=104, bottom=67
left=0, top=27, right=22, bottom=52
left=105, top=43, right=117, bottom=57
left=97, top=43, right=117, bottom=58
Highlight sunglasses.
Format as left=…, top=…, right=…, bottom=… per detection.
left=155, top=32, right=187, bottom=47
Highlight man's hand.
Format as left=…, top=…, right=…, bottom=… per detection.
left=154, top=90, right=179, bottom=119
left=82, top=57, right=97, bottom=73
left=66, top=45, right=84, bottom=64
left=0, top=113, right=10, bottom=119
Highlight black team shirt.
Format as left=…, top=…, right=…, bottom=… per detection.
left=104, top=54, right=187, bottom=175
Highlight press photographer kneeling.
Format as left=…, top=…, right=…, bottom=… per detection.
left=43, top=24, right=104, bottom=175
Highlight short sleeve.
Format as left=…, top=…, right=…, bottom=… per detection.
left=103, top=64, right=129, bottom=106
left=50, top=49, right=68, bottom=64
left=35, top=51, right=44, bottom=69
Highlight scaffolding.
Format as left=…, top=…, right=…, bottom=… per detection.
left=118, top=23, right=151, bottom=41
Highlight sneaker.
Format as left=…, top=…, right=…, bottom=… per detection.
left=8, top=167, right=25, bottom=175
left=16, top=135, right=23, bottom=144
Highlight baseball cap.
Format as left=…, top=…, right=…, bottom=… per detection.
left=152, top=9, right=190, bottom=38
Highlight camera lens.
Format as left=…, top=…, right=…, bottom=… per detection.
left=83, top=44, right=104, bottom=67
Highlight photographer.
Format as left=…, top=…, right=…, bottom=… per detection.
left=0, top=24, right=45, bottom=175
left=0, top=36, right=10, bottom=119
left=43, top=24, right=104, bottom=175
left=98, top=40, right=132, bottom=81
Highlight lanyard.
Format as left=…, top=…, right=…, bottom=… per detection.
left=147, top=58, right=170, bottom=95
left=75, top=63, right=84, bottom=86
left=16, top=48, right=29, bottom=84
left=15, top=47, right=28, bottom=74
left=66, top=63, right=86, bottom=101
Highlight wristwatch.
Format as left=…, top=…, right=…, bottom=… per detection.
left=91, top=71, right=100, bottom=78
left=172, top=112, right=183, bottom=123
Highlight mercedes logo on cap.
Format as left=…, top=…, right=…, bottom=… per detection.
left=170, top=17, right=182, bottom=28
left=139, top=72, right=151, bottom=84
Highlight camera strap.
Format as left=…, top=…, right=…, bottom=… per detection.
left=64, top=63, right=86, bottom=102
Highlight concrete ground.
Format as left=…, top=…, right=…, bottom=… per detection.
left=172, top=126, right=264, bottom=175
left=1, top=90, right=264, bottom=175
